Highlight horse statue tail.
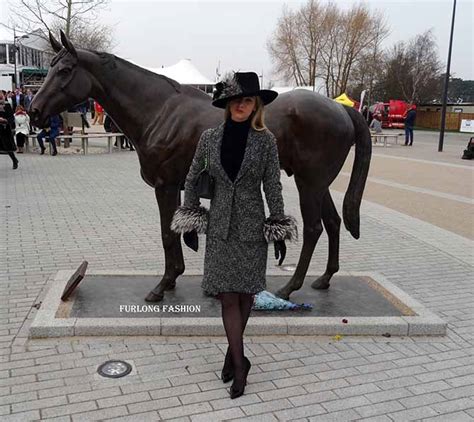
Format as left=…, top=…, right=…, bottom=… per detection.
left=342, top=106, right=372, bottom=239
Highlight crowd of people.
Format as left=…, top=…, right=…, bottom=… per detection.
left=2, top=86, right=420, bottom=171
left=0, top=87, right=133, bottom=169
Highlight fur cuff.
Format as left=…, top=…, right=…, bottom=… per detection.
left=171, top=206, right=208, bottom=234
left=263, top=215, right=298, bottom=242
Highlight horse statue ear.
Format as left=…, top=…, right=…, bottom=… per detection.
left=49, top=32, right=62, bottom=53
left=59, top=29, right=77, bottom=57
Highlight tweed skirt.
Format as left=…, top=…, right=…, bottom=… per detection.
left=201, top=221, right=268, bottom=296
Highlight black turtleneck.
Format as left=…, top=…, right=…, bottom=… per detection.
left=221, top=116, right=251, bottom=182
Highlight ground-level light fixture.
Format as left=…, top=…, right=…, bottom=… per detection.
left=97, top=360, right=132, bottom=378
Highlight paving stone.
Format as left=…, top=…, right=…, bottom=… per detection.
left=41, top=401, right=98, bottom=419
left=241, top=398, right=293, bottom=416
left=97, top=392, right=150, bottom=409
left=0, top=391, right=37, bottom=406
left=289, top=390, right=338, bottom=407
left=388, top=406, right=439, bottom=421
left=408, top=380, right=452, bottom=395
left=422, top=411, right=474, bottom=422
left=333, top=382, right=381, bottom=398
left=307, top=409, right=360, bottom=421
left=440, top=385, right=474, bottom=400
left=257, top=385, right=306, bottom=402
left=0, top=410, right=41, bottom=421
left=355, top=400, right=405, bottom=418
left=321, top=395, right=372, bottom=412
left=189, top=407, right=245, bottom=421
left=127, top=397, right=181, bottom=414
left=150, top=383, right=200, bottom=400
left=446, top=374, right=474, bottom=388
left=158, top=402, right=213, bottom=420
left=179, top=387, right=229, bottom=405
left=2, top=143, right=474, bottom=421
left=272, top=402, right=326, bottom=421
left=231, top=413, right=278, bottom=422
left=210, top=393, right=262, bottom=410
left=431, top=398, right=474, bottom=414
left=68, top=387, right=122, bottom=403
left=399, top=392, right=445, bottom=408
left=39, top=383, right=92, bottom=399
left=72, top=405, right=129, bottom=421
left=11, top=396, right=68, bottom=413
left=41, top=415, right=72, bottom=422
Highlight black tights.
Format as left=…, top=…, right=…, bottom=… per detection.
left=219, top=292, right=254, bottom=371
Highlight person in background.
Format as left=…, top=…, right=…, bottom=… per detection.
left=12, top=88, right=25, bottom=110
left=404, top=104, right=417, bottom=146
left=369, top=115, right=383, bottom=134
left=24, top=89, right=35, bottom=111
left=6, top=91, right=14, bottom=108
left=362, top=105, right=373, bottom=126
left=89, top=98, right=95, bottom=121
left=37, top=114, right=62, bottom=156
left=75, top=100, right=90, bottom=129
left=14, top=105, right=30, bottom=153
left=104, top=112, right=134, bottom=151
left=0, top=92, right=19, bottom=169
left=92, top=101, right=104, bottom=125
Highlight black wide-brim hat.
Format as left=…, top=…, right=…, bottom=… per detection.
left=212, top=71, right=278, bottom=109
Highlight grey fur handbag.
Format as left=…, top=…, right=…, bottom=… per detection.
left=195, top=137, right=215, bottom=199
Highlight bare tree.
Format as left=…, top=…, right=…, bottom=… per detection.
left=347, top=12, right=388, bottom=102
left=267, top=0, right=388, bottom=97
left=377, top=29, right=442, bottom=103
left=7, top=0, right=113, bottom=51
left=320, top=4, right=389, bottom=97
left=267, top=5, right=306, bottom=86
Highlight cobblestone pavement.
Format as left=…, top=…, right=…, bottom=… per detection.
left=1, top=143, right=473, bottom=421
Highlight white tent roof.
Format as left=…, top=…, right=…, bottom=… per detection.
left=145, top=59, right=214, bottom=86
left=271, top=86, right=321, bottom=94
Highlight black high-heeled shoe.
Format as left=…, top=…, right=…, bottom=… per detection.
left=221, top=347, right=234, bottom=383
left=229, top=357, right=251, bottom=399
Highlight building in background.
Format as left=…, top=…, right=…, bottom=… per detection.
left=0, top=29, right=53, bottom=92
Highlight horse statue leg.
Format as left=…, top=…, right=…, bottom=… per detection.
left=275, top=176, right=325, bottom=300
left=312, top=190, right=340, bottom=290
left=145, top=184, right=185, bottom=302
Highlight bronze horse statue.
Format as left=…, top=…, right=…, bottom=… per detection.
left=30, top=31, right=371, bottom=302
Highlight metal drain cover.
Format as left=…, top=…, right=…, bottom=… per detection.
left=97, top=360, right=132, bottom=378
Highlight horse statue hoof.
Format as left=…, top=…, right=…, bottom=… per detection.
left=275, top=288, right=291, bottom=300
left=145, top=291, right=164, bottom=302
left=164, top=281, right=176, bottom=291
left=311, top=278, right=330, bottom=290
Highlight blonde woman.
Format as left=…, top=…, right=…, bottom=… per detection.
left=171, top=72, right=297, bottom=399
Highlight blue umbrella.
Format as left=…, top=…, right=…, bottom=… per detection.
left=253, top=290, right=313, bottom=311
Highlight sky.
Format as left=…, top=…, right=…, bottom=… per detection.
left=1, top=0, right=473, bottom=86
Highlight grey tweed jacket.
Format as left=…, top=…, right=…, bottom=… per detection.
left=171, top=122, right=297, bottom=242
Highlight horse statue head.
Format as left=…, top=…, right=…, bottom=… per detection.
left=30, top=31, right=92, bottom=127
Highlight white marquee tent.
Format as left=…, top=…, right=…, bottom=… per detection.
left=143, top=59, right=214, bottom=90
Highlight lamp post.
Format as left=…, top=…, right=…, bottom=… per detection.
left=12, top=28, right=29, bottom=90
left=438, top=0, right=457, bottom=152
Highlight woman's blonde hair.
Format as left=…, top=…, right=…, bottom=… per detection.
left=224, top=96, right=267, bottom=131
